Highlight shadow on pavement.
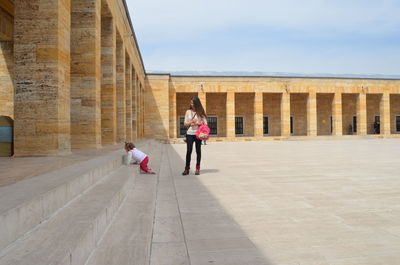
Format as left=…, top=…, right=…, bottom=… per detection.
left=159, top=144, right=274, bottom=265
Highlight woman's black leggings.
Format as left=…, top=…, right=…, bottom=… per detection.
left=185, top=134, right=202, bottom=167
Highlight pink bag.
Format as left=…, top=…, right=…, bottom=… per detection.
left=196, top=123, right=210, bottom=140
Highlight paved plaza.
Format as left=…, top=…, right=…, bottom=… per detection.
left=1, top=139, right=400, bottom=265
left=149, top=139, right=400, bottom=265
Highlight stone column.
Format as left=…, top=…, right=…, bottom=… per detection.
left=131, top=73, right=137, bottom=140
left=198, top=91, right=206, bottom=112
left=254, top=92, right=263, bottom=137
left=116, top=36, right=126, bottom=142
left=125, top=59, right=132, bottom=141
left=137, top=80, right=143, bottom=139
left=100, top=17, right=116, bottom=145
left=137, top=82, right=142, bottom=138
left=380, top=92, right=391, bottom=136
left=170, top=91, right=177, bottom=139
left=357, top=93, right=367, bottom=135
left=332, top=92, right=342, bottom=136
left=141, top=83, right=145, bottom=137
left=307, top=91, right=317, bottom=136
left=14, top=0, right=71, bottom=156
left=71, top=0, right=101, bottom=149
left=281, top=92, right=291, bottom=136
left=226, top=91, right=235, bottom=138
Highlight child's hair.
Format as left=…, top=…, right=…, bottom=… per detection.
left=124, top=142, right=135, bottom=150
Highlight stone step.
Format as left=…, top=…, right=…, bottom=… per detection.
left=0, top=165, right=135, bottom=265
left=0, top=149, right=125, bottom=252
left=85, top=144, right=164, bottom=265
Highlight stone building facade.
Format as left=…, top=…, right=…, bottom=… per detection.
left=0, top=0, right=146, bottom=156
left=145, top=75, right=400, bottom=141
left=0, top=0, right=400, bottom=156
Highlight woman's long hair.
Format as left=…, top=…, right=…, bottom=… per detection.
left=189, top=96, right=207, bottom=118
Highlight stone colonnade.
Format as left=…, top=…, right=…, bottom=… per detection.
left=7, top=0, right=146, bottom=156
left=171, top=91, right=400, bottom=139
left=145, top=75, right=400, bottom=140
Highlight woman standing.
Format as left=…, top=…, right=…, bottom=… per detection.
left=182, top=96, right=207, bottom=175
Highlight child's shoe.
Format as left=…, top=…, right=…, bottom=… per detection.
left=195, top=165, right=200, bottom=175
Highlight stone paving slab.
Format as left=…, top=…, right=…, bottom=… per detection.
left=10, top=139, right=399, bottom=265
left=156, top=139, right=400, bottom=265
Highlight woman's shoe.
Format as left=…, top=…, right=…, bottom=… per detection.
left=182, top=166, right=190, bottom=175
left=195, top=165, right=200, bottom=175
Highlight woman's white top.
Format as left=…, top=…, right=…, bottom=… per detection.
left=126, top=148, right=147, bottom=164
left=184, top=109, right=207, bottom=135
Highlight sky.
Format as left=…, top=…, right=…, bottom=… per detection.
left=126, top=0, right=400, bottom=76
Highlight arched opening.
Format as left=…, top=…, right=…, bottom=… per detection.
left=0, top=115, right=13, bottom=156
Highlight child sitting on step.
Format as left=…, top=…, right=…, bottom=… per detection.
left=124, top=142, right=156, bottom=174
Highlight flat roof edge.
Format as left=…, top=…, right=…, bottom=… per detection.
left=166, top=75, right=400, bottom=81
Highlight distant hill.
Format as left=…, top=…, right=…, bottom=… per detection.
left=147, top=70, right=400, bottom=80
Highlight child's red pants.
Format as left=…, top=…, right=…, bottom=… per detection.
left=140, top=156, right=151, bottom=172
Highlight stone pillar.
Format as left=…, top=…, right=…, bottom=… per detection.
left=137, top=82, right=141, bottom=138
left=380, top=92, right=391, bottom=136
left=131, top=73, right=137, bottom=140
left=71, top=0, right=101, bottom=149
left=198, top=91, right=206, bottom=112
left=141, top=83, right=145, bottom=137
left=14, top=0, right=71, bottom=156
left=125, top=59, right=132, bottom=141
left=254, top=92, right=263, bottom=137
left=137, top=82, right=142, bottom=138
left=281, top=92, right=291, bottom=136
left=332, top=92, right=342, bottom=136
left=170, top=91, right=177, bottom=139
left=226, top=91, right=235, bottom=138
left=307, top=91, right=317, bottom=136
left=357, top=93, right=367, bottom=135
left=116, top=35, right=126, bottom=142
left=100, top=16, right=116, bottom=145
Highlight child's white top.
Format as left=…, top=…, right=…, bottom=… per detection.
left=127, top=148, right=147, bottom=164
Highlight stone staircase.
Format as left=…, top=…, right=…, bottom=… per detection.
left=0, top=140, right=162, bottom=265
